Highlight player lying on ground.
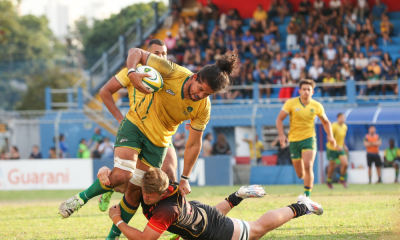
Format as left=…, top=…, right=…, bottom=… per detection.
left=98, top=39, right=182, bottom=212
left=326, top=112, right=349, bottom=189
left=276, top=79, right=336, bottom=197
left=59, top=50, right=238, bottom=239
left=108, top=168, right=323, bottom=240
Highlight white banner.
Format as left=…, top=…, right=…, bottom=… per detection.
left=0, top=159, right=93, bottom=190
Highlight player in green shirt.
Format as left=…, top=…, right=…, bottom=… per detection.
left=384, top=139, right=400, bottom=183
left=77, top=139, right=91, bottom=158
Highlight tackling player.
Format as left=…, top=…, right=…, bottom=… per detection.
left=276, top=79, right=336, bottom=197
left=326, top=113, right=349, bottom=189
left=107, top=167, right=324, bottom=240
left=97, top=39, right=180, bottom=212
left=59, top=49, right=238, bottom=239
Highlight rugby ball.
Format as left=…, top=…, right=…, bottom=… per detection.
left=136, top=66, right=163, bottom=93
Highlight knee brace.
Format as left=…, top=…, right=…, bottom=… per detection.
left=129, top=169, right=146, bottom=186
left=114, top=156, right=136, bottom=174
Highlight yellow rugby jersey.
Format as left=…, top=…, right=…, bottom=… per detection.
left=124, top=54, right=211, bottom=147
left=326, top=122, right=347, bottom=150
left=282, top=97, right=325, bottom=142
left=114, top=66, right=146, bottom=108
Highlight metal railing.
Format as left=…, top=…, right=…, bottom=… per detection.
left=88, top=3, right=171, bottom=95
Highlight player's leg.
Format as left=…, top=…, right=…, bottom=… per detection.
left=290, top=140, right=305, bottom=179
left=231, top=195, right=323, bottom=239
left=338, top=153, right=349, bottom=188
left=394, top=160, right=399, bottom=183
left=326, top=159, right=336, bottom=189
left=214, top=185, right=266, bottom=215
left=367, top=154, right=373, bottom=183
left=302, top=149, right=316, bottom=197
left=375, top=155, right=382, bottom=183
left=59, top=147, right=137, bottom=218
left=161, top=145, right=178, bottom=182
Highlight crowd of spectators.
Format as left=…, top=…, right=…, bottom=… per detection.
left=144, top=0, right=400, bottom=101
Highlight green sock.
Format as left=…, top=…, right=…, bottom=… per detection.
left=339, top=175, right=345, bottom=181
left=107, top=195, right=138, bottom=238
left=79, top=179, right=113, bottom=204
left=327, top=177, right=332, bottom=183
left=304, top=186, right=312, bottom=197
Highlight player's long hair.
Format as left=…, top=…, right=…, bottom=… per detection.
left=196, top=52, right=238, bottom=93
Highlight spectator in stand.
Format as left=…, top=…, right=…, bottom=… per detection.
left=298, top=0, right=312, bottom=18
left=381, top=54, right=399, bottom=95
left=91, top=142, right=101, bottom=159
left=259, top=71, right=272, bottom=99
left=313, top=0, right=325, bottom=12
left=89, top=127, right=104, bottom=147
left=243, top=135, right=264, bottom=165
left=9, top=146, right=20, bottom=159
left=269, top=53, right=286, bottom=83
left=322, top=72, right=336, bottom=97
left=29, top=145, right=42, bottom=159
left=334, top=72, right=346, bottom=96
left=98, top=137, right=114, bottom=160
left=344, top=9, right=357, bottom=32
left=202, top=133, right=213, bottom=157
left=308, top=60, right=324, bottom=83
left=262, top=28, right=275, bottom=45
left=227, top=69, right=242, bottom=100
left=342, top=52, right=354, bottom=66
left=331, top=34, right=343, bottom=60
left=277, top=0, right=292, bottom=23
left=266, top=38, right=280, bottom=57
left=183, top=57, right=197, bottom=72
left=364, top=22, right=377, bottom=54
left=355, top=0, right=369, bottom=21
left=341, top=62, right=353, bottom=80
left=171, top=3, right=181, bottom=22
left=380, top=15, right=394, bottom=45
left=364, top=125, right=382, bottom=183
left=366, top=70, right=380, bottom=95
left=249, top=20, right=263, bottom=39
left=203, top=0, right=219, bottom=23
left=355, top=52, right=369, bottom=81
left=163, top=31, right=176, bottom=52
left=49, top=147, right=57, bottom=159
left=324, top=42, right=338, bottom=64
left=241, top=30, right=255, bottom=52
left=0, top=149, right=9, bottom=159
left=268, top=0, right=278, bottom=19
left=195, top=1, right=205, bottom=23
left=384, top=139, right=400, bottom=183
left=290, top=52, right=306, bottom=72
left=183, top=39, right=201, bottom=64
left=268, top=20, right=280, bottom=40
left=59, top=134, right=69, bottom=158
left=210, top=24, right=224, bottom=39
left=253, top=4, right=267, bottom=29
left=329, top=0, right=342, bottom=16
left=368, top=42, right=383, bottom=61
left=288, top=62, right=301, bottom=83
left=371, top=0, right=387, bottom=20
left=242, top=72, right=254, bottom=99
left=367, top=59, right=381, bottom=77
left=212, top=133, right=231, bottom=155
left=77, top=139, right=90, bottom=159
left=271, top=134, right=291, bottom=165
left=195, top=24, right=208, bottom=48
left=250, top=41, right=266, bottom=59
left=254, top=53, right=269, bottom=81
left=286, top=21, right=298, bottom=50
left=306, top=37, right=321, bottom=63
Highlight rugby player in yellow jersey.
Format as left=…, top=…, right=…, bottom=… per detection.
left=326, top=113, right=349, bottom=189
left=59, top=48, right=238, bottom=239
left=97, top=39, right=181, bottom=211
left=276, top=79, right=336, bottom=198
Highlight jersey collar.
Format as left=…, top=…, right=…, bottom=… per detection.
left=181, top=76, right=191, bottom=100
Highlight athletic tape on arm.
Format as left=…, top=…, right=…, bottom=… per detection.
left=130, top=169, right=146, bottom=186
left=114, top=156, right=137, bottom=173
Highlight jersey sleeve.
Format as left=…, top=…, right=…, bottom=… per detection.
left=114, top=68, right=131, bottom=87
left=190, top=100, right=211, bottom=131
left=146, top=207, right=178, bottom=234
left=316, top=102, right=325, bottom=117
left=282, top=99, right=292, bottom=114
left=384, top=149, right=388, bottom=157
left=331, top=123, right=338, bottom=136
left=146, top=54, right=192, bottom=79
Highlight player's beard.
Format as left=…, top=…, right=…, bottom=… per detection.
left=188, top=83, right=201, bottom=102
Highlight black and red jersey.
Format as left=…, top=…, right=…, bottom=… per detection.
left=141, top=182, right=234, bottom=240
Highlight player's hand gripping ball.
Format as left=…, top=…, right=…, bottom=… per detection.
left=136, top=66, right=164, bottom=93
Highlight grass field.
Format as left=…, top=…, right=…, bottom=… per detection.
left=0, top=184, right=399, bottom=240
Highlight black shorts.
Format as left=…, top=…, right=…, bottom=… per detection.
left=367, top=153, right=382, bottom=167
left=188, top=201, right=234, bottom=240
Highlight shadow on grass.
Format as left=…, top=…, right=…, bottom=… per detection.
left=263, top=231, right=396, bottom=239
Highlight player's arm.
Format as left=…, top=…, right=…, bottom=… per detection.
left=384, top=150, right=387, bottom=163
left=109, top=205, right=162, bottom=240
left=276, top=110, right=288, bottom=148
left=373, top=138, right=382, bottom=147
left=99, top=77, right=124, bottom=124
left=126, top=48, right=152, bottom=94
left=363, top=138, right=372, bottom=147
left=318, top=113, right=336, bottom=148
left=180, top=129, right=203, bottom=197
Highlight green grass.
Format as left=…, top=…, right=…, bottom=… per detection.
left=0, top=184, right=399, bottom=239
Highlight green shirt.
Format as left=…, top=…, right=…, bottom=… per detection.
left=384, top=147, right=400, bottom=162
left=78, top=143, right=91, bottom=158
